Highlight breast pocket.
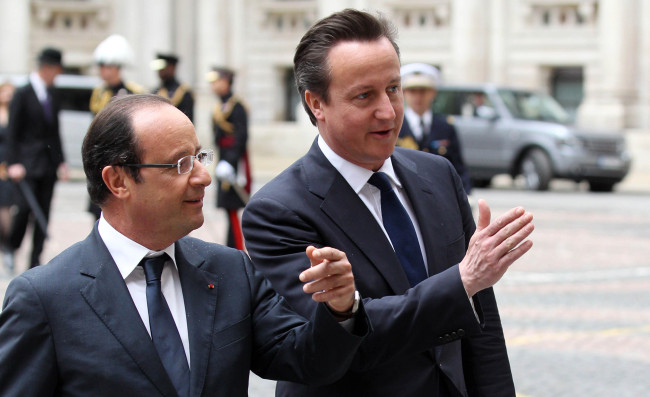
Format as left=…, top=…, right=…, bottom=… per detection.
left=445, top=234, right=466, bottom=267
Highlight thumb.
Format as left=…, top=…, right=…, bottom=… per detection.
left=305, top=245, right=320, bottom=267
left=476, top=199, right=491, bottom=231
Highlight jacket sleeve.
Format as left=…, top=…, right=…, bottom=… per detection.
left=0, top=276, right=59, bottom=396
left=241, top=250, right=370, bottom=384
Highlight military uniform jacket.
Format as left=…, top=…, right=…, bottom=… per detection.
left=212, top=92, right=250, bottom=210
left=90, top=81, right=144, bottom=115
left=153, top=77, right=194, bottom=122
left=398, top=114, right=472, bottom=194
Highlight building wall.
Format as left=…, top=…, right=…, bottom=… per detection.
left=1, top=0, right=648, bottom=159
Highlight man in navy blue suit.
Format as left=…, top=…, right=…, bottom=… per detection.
left=4, top=47, right=69, bottom=270
left=0, top=94, right=369, bottom=396
left=243, top=9, right=534, bottom=397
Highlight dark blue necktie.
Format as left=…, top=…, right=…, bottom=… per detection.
left=41, top=92, right=53, bottom=121
left=368, top=172, right=428, bottom=287
left=141, top=254, right=190, bottom=397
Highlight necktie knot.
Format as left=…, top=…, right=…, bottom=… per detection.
left=368, top=172, right=393, bottom=193
left=141, top=254, right=168, bottom=284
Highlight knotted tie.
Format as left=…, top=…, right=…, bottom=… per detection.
left=368, top=172, right=428, bottom=287
left=141, top=254, right=190, bottom=397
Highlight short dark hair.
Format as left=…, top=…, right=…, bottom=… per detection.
left=82, top=94, right=172, bottom=206
left=294, top=9, right=400, bottom=126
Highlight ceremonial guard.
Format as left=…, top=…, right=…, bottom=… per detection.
left=87, top=34, right=144, bottom=219
left=151, top=53, right=194, bottom=121
left=207, top=67, right=251, bottom=250
left=397, top=63, right=472, bottom=194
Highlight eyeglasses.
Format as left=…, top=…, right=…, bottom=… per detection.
left=117, top=149, right=214, bottom=175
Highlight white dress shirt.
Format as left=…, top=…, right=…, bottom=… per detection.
left=97, top=215, right=191, bottom=366
left=317, top=136, right=429, bottom=274
left=404, top=107, right=432, bottom=141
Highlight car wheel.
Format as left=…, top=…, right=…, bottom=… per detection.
left=588, top=181, right=615, bottom=192
left=520, top=149, right=552, bottom=191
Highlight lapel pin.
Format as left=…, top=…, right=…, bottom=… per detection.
left=208, top=284, right=214, bottom=289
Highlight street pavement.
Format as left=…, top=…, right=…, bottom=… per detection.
left=1, top=130, right=649, bottom=396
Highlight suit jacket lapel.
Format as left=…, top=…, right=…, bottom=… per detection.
left=304, top=141, right=412, bottom=294
left=392, top=151, right=453, bottom=276
left=174, top=240, right=218, bottom=397
left=78, top=228, right=179, bottom=397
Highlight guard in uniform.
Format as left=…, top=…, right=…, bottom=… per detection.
left=151, top=53, right=194, bottom=121
left=397, top=63, right=473, bottom=194
left=88, top=34, right=144, bottom=219
left=207, top=67, right=251, bottom=250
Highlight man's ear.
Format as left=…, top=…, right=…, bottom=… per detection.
left=305, top=90, right=324, bottom=121
left=101, top=165, right=131, bottom=199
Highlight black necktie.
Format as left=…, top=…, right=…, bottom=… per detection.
left=368, top=172, right=428, bottom=287
left=141, top=254, right=190, bottom=397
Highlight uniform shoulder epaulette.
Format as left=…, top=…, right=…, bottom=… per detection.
left=125, top=81, right=145, bottom=94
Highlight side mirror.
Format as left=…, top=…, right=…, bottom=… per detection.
left=476, top=105, right=498, bottom=120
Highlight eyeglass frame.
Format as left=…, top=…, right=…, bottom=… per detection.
left=115, top=149, right=214, bottom=175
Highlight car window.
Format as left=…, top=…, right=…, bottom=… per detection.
left=433, top=90, right=493, bottom=117
left=498, top=89, right=571, bottom=123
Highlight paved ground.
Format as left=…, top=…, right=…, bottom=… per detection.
left=1, top=130, right=649, bottom=396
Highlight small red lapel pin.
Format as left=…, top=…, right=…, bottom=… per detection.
left=208, top=284, right=214, bottom=289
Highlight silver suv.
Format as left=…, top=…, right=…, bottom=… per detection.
left=432, top=84, right=632, bottom=192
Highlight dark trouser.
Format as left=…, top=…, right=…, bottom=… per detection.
left=8, top=174, right=57, bottom=268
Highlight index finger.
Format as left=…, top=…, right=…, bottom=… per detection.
left=483, top=206, right=525, bottom=237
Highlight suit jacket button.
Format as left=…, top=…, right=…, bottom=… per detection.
left=458, top=329, right=465, bottom=337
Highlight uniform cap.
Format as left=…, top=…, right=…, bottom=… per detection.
left=93, top=34, right=134, bottom=66
left=150, top=53, right=179, bottom=71
left=401, top=63, right=440, bottom=89
left=206, top=66, right=234, bottom=82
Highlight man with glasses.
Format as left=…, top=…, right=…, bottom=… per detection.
left=0, top=94, right=369, bottom=396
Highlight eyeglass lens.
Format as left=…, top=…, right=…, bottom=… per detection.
left=178, top=150, right=214, bottom=174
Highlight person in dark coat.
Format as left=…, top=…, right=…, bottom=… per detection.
left=151, top=53, right=194, bottom=121
left=0, top=94, right=369, bottom=396
left=4, top=48, right=69, bottom=270
left=243, top=9, right=534, bottom=397
left=207, top=67, right=251, bottom=250
left=397, top=63, right=473, bottom=194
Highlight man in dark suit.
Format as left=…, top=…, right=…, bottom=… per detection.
left=151, top=53, right=194, bottom=121
left=397, top=63, right=473, bottom=194
left=207, top=67, right=251, bottom=250
left=0, top=94, right=369, bottom=396
left=5, top=47, right=69, bottom=269
left=243, top=9, right=534, bottom=397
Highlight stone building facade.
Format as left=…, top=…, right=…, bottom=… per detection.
left=1, top=0, right=649, bottom=159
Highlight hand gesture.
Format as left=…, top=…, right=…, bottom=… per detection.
left=459, top=199, right=534, bottom=297
left=299, top=246, right=356, bottom=314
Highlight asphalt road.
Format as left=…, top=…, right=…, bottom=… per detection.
left=2, top=180, right=649, bottom=396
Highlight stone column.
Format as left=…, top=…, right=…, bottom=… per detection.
left=0, top=0, right=30, bottom=73
left=577, top=0, right=637, bottom=129
left=448, top=0, right=488, bottom=83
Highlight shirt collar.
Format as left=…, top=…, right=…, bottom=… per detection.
left=404, top=107, right=432, bottom=129
left=98, top=214, right=177, bottom=280
left=29, top=72, right=48, bottom=102
left=317, top=135, right=402, bottom=193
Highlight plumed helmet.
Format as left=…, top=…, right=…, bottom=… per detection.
left=93, top=34, right=134, bottom=66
